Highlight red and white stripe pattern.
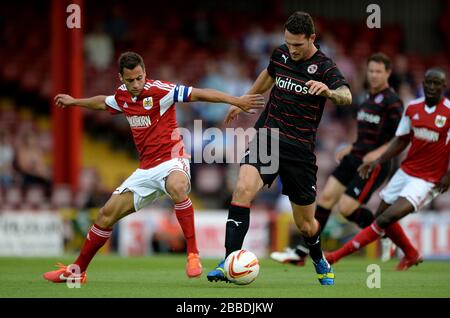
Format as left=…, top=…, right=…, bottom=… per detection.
left=88, top=224, right=112, bottom=240
left=371, top=222, right=384, bottom=235
left=144, top=80, right=176, bottom=92
left=175, top=198, right=193, bottom=210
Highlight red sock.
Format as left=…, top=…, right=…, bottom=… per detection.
left=385, top=222, right=418, bottom=258
left=175, top=198, right=198, bottom=255
left=74, top=224, right=112, bottom=272
left=332, top=222, right=383, bottom=262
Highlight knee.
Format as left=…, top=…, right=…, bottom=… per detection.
left=96, top=206, right=116, bottom=228
left=317, top=192, right=336, bottom=209
left=375, top=213, right=392, bottom=228
left=337, top=200, right=356, bottom=217
left=232, top=182, right=255, bottom=205
left=296, top=218, right=317, bottom=237
left=166, top=178, right=189, bottom=201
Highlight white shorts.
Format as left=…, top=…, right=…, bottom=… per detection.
left=380, top=168, right=440, bottom=211
left=114, top=158, right=191, bottom=211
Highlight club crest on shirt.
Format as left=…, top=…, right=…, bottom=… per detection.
left=307, top=64, right=318, bottom=74
left=374, top=94, right=384, bottom=104
left=143, top=97, right=153, bottom=110
left=435, top=115, right=447, bottom=128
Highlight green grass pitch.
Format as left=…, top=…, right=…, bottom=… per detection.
left=0, top=255, right=449, bottom=298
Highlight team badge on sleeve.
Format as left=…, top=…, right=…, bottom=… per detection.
left=143, top=97, right=153, bottom=110
left=435, top=115, right=447, bottom=128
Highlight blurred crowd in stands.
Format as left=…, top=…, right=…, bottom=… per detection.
left=1, top=1, right=450, bottom=213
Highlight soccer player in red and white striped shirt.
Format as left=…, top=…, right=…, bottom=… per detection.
left=326, top=68, right=450, bottom=270
left=43, top=52, right=264, bottom=283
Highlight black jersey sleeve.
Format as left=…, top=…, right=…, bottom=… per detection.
left=322, top=62, right=349, bottom=90
left=266, top=48, right=277, bottom=78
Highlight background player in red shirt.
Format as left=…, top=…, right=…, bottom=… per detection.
left=326, top=68, right=450, bottom=270
left=43, top=52, right=264, bottom=283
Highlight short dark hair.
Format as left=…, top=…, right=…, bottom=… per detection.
left=367, top=53, right=391, bottom=71
left=284, top=11, right=315, bottom=38
left=425, top=67, right=446, bottom=80
left=118, top=51, right=145, bottom=75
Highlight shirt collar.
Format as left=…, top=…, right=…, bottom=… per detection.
left=424, top=104, right=436, bottom=114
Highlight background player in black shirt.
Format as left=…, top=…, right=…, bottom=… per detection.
left=207, top=11, right=352, bottom=285
left=270, top=53, right=404, bottom=266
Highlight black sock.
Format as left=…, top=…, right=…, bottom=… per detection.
left=315, top=205, right=331, bottom=234
left=294, top=236, right=309, bottom=257
left=303, top=225, right=323, bottom=263
left=225, top=204, right=250, bottom=258
left=345, top=207, right=374, bottom=228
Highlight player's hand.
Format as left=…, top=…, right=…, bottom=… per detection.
left=358, top=160, right=378, bottom=179
left=306, top=80, right=331, bottom=98
left=225, top=106, right=245, bottom=124
left=234, top=94, right=265, bottom=114
left=435, top=173, right=450, bottom=193
left=54, top=94, right=76, bottom=108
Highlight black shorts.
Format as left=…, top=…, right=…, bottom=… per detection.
left=241, top=132, right=317, bottom=206
left=332, top=154, right=392, bottom=204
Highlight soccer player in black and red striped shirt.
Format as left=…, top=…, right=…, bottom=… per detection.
left=270, top=53, right=404, bottom=266
left=207, top=11, right=352, bottom=285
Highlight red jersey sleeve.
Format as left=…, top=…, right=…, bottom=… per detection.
left=105, top=94, right=122, bottom=115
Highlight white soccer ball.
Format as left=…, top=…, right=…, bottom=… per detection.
left=224, top=249, right=260, bottom=285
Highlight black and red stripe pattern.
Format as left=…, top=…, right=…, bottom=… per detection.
left=254, top=44, right=348, bottom=152
left=351, top=87, right=403, bottom=159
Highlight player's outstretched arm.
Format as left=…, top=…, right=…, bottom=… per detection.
left=358, top=136, right=410, bottom=179
left=190, top=88, right=265, bottom=113
left=247, top=69, right=275, bottom=95
left=224, top=69, right=274, bottom=124
left=54, top=94, right=108, bottom=111
left=306, top=81, right=352, bottom=105
left=362, top=142, right=391, bottom=163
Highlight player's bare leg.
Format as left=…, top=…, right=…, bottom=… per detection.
left=95, top=191, right=136, bottom=228
left=373, top=201, right=396, bottom=261
left=43, top=192, right=135, bottom=283
left=318, top=175, right=346, bottom=208
left=337, top=194, right=375, bottom=228
left=316, top=176, right=346, bottom=224
left=337, top=195, right=360, bottom=218
left=374, top=198, right=422, bottom=269
left=165, top=170, right=202, bottom=278
left=207, top=164, right=264, bottom=282
left=292, top=201, right=334, bottom=285
left=326, top=197, right=422, bottom=269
